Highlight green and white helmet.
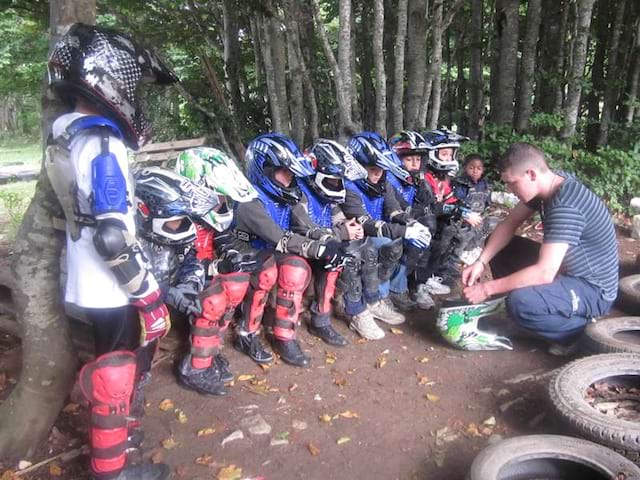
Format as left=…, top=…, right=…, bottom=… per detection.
left=436, top=297, right=513, bottom=351
left=176, top=147, right=257, bottom=232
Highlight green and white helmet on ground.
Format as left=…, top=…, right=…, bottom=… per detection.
left=436, top=297, right=513, bottom=351
left=176, top=147, right=257, bottom=232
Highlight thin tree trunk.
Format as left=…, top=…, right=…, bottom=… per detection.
left=222, top=0, right=244, bottom=119
left=585, top=0, right=609, bottom=150
left=287, top=28, right=305, bottom=146
left=310, top=0, right=356, bottom=138
left=468, top=0, right=484, bottom=139
left=391, top=0, right=409, bottom=133
left=358, top=4, right=375, bottom=130
left=597, top=0, right=627, bottom=146
left=515, top=0, right=542, bottom=132
left=269, top=11, right=291, bottom=134
left=0, top=0, right=96, bottom=460
left=456, top=27, right=467, bottom=132
left=258, top=14, right=283, bottom=132
left=249, top=17, right=265, bottom=91
left=561, top=0, right=597, bottom=140
left=490, top=0, right=519, bottom=126
left=372, top=0, right=387, bottom=135
left=625, top=19, right=640, bottom=124
left=350, top=2, right=360, bottom=125
left=339, top=0, right=354, bottom=127
left=404, top=0, right=429, bottom=128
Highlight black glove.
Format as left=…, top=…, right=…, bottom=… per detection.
left=217, top=250, right=259, bottom=274
left=318, top=240, right=351, bottom=271
left=166, top=283, right=201, bottom=316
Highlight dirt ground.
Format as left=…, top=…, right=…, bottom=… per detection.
left=1, top=227, right=639, bottom=480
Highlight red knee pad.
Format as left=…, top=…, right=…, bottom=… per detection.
left=256, top=255, right=278, bottom=290
left=200, top=278, right=227, bottom=321
left=220, top=272, right=251, bottom=308
left=318, top=270, right=340, bottom=314
left=79, top=351, right=136, bottom=477
left=192, top=278, right=227, bottom=368
left=274, top=256, right=311, bottom=340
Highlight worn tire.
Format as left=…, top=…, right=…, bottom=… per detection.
left=548, top=353, right=640, bottom=462
left=618, top=275, right=640, bottom=315
left=468, top=434, right=640, bottom=480
left=584, top=317, right=640, bottom=354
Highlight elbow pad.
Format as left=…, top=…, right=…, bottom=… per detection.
left=91, top=135, right=128, bottom=216
left=93, top=218, right=157, bottom=297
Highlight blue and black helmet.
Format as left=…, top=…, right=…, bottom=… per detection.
left=246, top=132, right=314, bottom=205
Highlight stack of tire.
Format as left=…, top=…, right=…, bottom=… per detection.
left=468, top=275, right=640, bottom=479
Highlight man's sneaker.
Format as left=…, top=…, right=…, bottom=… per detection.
left=414, top=284, right=435, bottom=310
left=389, top=291, right=417, bottom=311
left=349, top=309, right=385, bottom=340
left=113, top=463, right=170, bottom=479
left=368, top=299, right=406, bottom=325
left=548, top=341, right=581, bottom=357
left=214, top=353, right=234, bottom=383
left=419, top=275, right=451, bottom=295
left=177, top=357, right=226, bottom=396
left=234, top=332, right=274, bottom=364
left=272, top=338, right=310, bottom=367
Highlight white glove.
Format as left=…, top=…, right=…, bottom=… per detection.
left=404, top=222, right=432, bottom=249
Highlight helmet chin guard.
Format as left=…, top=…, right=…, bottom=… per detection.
left=436, top=296, right=513, bottom=351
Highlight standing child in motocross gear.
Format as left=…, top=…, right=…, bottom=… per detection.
left=232, top=133, right=350, bottom=367
left=418, top=129, right=482, bottom=292
left=46, top=24, right=176, bottom=480
left=133, top=166, right=237, bottom=397
left=387, top=130, right=438, bottom=310
left=174, top=147, right=278, bottom=378
left=452, top=153, right=497, bottom=265
left=291, top=139, right=368, bottom=344
left=340, top=132, right=432, bottom=330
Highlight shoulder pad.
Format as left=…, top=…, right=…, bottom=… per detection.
left=58, top=116, right=124, bottom=147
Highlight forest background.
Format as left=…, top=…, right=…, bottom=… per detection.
left=1, top=0, right=640, bottom=214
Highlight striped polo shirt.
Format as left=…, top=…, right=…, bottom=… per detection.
left=527, top=171, right=619, bottom=301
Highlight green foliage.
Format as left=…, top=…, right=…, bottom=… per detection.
left=0, top=180, right=35, bottom=241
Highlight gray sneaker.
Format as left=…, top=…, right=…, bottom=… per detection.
left=414, top=284, right=435, bottom=310
left=349, top=309, right=385, bottom=340
left=368, top=299, right=406, bottom=325
left=390, top=291, right=417, bottom=311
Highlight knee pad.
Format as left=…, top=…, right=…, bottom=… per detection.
left=378, top=238, right=403, bottom=281
left=274, top=256, right=311, bottom=340
left=337, top=264, right=363, bottom=304
left=192, top=279, right=226, bottom=368
left=200, top=278, right=228, bottom=322
left=253, top=255, right=278, bottom=291
left=221, top=272, right=251, bottom=308
left=79, top=351, right=136, bottom=477
left=277, top=256, right=311, bottom=292
left=316, top=270, right=340, bottom=314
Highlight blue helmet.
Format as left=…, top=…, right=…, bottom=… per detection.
left=304, top=139, right=352, bottom=204
left=246, top=132, right=314, bottom=204
left=421, top=129, right=469, bottom=175
left=348, top=132, right=412, bottom=194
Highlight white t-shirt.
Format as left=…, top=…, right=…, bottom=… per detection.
left=52, top=113, right=136, bottom=308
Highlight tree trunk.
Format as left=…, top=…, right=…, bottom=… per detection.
left=249, top=17, right=265, bottom=92
left=222, top=0, right=244, bottom=120
left=514, top=0, right=542, bottom=132
left=597, top=0, right=628, bottom=146
left=561, top=0, right=597, bottom=140
left=350, top=2, right=361, bottom=126
left=258, top=14, right=283, bottom=132
left=310, top=0, right=356, bottom=138
left=339, top=0, right=354, bottom=127
left=585, top=0, right=609, bottom=150
left=468, top=0, right=484, bottom=139
left=490, top=0, right=519, bottom=126
left=269, top=11, right=291, bottom=134
left=536, top=0, right=568, bottom=114
left=456, top=26, right=467, bottom=132
left=390, top=0, right=409, bottom=133
left=358, top=4, right=375, bottom=130
left=0, top=0, right=96, bottom=460
left=404, top=0, right=429, bottom=128
left=287, top=27, right=305, bottom=146
left=624, top=19, right=640, bottom=124
left=372, top=0, right=387, bottom=136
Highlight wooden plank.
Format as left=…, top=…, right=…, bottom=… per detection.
left=136, top=137, right=206, bottom=154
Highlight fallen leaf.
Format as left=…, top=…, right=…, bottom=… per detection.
left=151, top=449, right=165, bottom=464
left=416, top=373, right=430, bottom=385
left=62, top=403, right=80, bottom=414
left=336, top=436, right=351, bottom=445
left=276, top=431, right=290, bottom=440
left=0, top=470, right=16, bottom=480
left=162, top=437, right=179, bottom=449
left=259, top=363, right=271, bottom=371
left=325, top=351, right=337, bottom=365
left=17, top=461, right=32, bottom=470
left=375, top=356, right=387, bottom=369
left=49, top=463, right=62, bottom=476
left=338, top=410, right=360, bottom=419
left=237, top=374, right=255, bottom=382
left=289, top=383, right=298, bottom=392
left=307, top=442, right=320, bottom=456
left=319, top=413, right=332, bottom=423
left=175, top=465, right=189, bottom=477
left=355, top=338, right=368, bottom=344
left=158, top=399, right=175, bottom=411
left=334, top=377, right=347, bottom=388
left=482, top=416, right=496, bottom=426
left=415, top=356, right=429, bottom=363
left=390, top=327, right=404, bottom=335
left=425, top=393, right=440, bottom=402
left=217, top=464, right=242, bottom=480
left=197, top=427, right=216, bottom=437
left=195, top=454, right=214, bottom=466
left=465, top=423, right=482, bottom=437
left=175, top=409, right=188, bottom=424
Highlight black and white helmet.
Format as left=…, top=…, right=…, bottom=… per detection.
left=421, top=129, right=469, bottom=175
left=47, top=23, right=178, bottom=150
left=134, top=167, right=218, bottom=246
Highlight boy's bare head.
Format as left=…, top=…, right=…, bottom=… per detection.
left=497, top=143, right=550, bottom=176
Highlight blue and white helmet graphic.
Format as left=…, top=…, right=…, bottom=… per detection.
left=348, top=131, right=412, bottom=186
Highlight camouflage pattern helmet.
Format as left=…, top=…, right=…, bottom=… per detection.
left=436, top=297, right=512, bottom=351
left=176, top=147, right=257, bottom=232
